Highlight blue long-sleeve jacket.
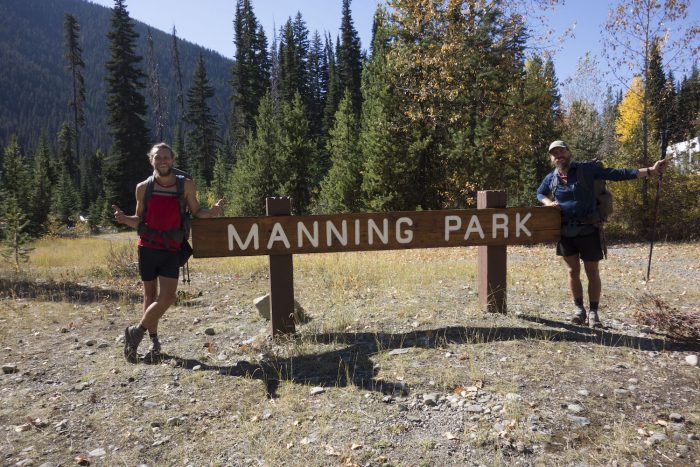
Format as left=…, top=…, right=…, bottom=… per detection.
left=536, top=161, right=638, bottom=224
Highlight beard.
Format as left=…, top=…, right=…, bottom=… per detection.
left=554, top=158, right=570, bottom=172
left=156, top=166, right=172, bottom=177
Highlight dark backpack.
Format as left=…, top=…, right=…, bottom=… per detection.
left=137, top=173, right=193, bottom=269
left=549, top=159, right=613, bottom=223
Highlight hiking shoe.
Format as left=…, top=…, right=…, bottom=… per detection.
left=589, top=311, right=603, bottom=329
left=143, top=340, right=162, bottom=364
left=123, top=325, right=145, bottom=364
left=571, top=308, right=587, bottom=325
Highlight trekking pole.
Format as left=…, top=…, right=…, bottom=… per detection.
left=645, top=130, right=668, bottom=281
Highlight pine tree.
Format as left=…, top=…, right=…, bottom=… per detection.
left=103, top=0, right=151, bottom=215
left=229, top=94, right=280, bottom=216
left=146, top=29, right=167, bottom=142
left=319, top=90, right=362, bottom=213
left=231, top=0, right=270, bottom=138
left=322, top=35, right=341, bottom=136
left=57, top=121, right=78, bottom=186
left=52, top=164, right=80, bottom=226
left=337, top=0, right=363, bottom=116
left=1, top=197, right=33, bottom=274
left=360, top=10, right=416, bottom=211
left=28, top=133, right=52, bottom=236
left=0, top=136, right=29, bottom=214
left=63, top=13, right=86, bottom=192
left=184, top=53, right=220, bottom=185
left=673, top=66, right=700, bottom=141
left=278, top=93, right=316, bottom=214
left=170, top=26, right=185, bottom=117
left=307, top=30, right=328, bottom=139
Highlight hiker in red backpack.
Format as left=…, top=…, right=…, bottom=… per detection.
left=112, top=142, right=224, bottom=363
left=536, top=140, right=667, bottom=329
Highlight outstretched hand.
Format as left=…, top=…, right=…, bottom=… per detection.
left=112, top=204, right=127, bottom=224
left=651, top=159, right=668, bottom=175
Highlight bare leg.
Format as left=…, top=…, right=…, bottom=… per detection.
left=583, top=261, right=601, bottom=304
left=140, top=276, right=178, bottom=333
left=562, top=255, right=583, bottom=301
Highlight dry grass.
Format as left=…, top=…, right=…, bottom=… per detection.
left=0, top=236, right=698, bottom=465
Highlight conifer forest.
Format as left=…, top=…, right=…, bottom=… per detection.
left=1, top=0, right=699, bottom=257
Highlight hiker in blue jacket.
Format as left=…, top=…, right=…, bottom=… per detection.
left=536, top=140, right=667, bottom=328
left=113, top=142, right=224, bottom=363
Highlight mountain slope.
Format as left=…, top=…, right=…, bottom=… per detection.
left=0, top=0, right=233, bottom=153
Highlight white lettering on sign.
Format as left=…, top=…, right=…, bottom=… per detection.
left=396, top=217, right=413, bottom=244
left=515, top=212, right=532, bottom=237
left=492, top=214, right=509, bottom=239
left=464, top=215, right=485, bottom=240
left=368, top=219, right=389, bottom=245
left=223, top=210, right=536, bottom=253
left=267, top=222, right=291, bottom=249
left=326, top=220, right=348, bottom=246
left=445, top=215, right=461, bottom=241
left=228, top=224, right=259, bottom=251
left=298, top=221, right=319, bottom=248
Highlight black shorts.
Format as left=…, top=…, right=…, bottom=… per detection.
left=138, top=246, right=180, bottom=281
left=556, top=229, right=604, bottom=262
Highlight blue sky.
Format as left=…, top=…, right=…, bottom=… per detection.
left=87, top=0, right=698, bottom=93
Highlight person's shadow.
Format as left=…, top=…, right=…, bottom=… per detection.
left=150, top=314, right=699, bottom=398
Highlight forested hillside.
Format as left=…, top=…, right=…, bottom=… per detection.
left=0, top=0, right=698, bottom=258
left=0, top=0, right=232, bottom=152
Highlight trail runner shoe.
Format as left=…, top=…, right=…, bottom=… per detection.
left=143, top=339, right=162, bottom=363
left=124, top=325, right=145, bottom=363
left=571, top=308, right=587, bottom=325
left=588, top=311, right=603, bottom=329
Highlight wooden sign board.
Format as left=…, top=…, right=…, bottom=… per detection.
left=191, top=207, right=560, bottom=258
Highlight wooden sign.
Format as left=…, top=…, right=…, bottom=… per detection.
left=191, top=207, right=560, bottom=258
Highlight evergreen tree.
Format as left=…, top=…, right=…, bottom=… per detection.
left=562, top=101, right=603, bottom=160
left=231, top=0, right=270, bottom=138
left=184, top=53, right=220, bottom=185
left=673, top=66, right=700, bottom=141
left=337, top=0, right=363, bottom=116
left=600, top=87, right=622, bottom=160
left=103, top=0, right=151, bottom=215
left=319, top=90, right=362, bottom=213
left=360, top=10, right=416, bottom=211
left=172, top=123, right=188, bottom=173
left=229, top=94, right=280, bottom=215
left=63, top=13, right=86, bottom=189
left=1, top=197, right=33, bottom=274
left=81, top=148, right=104, bottom=211
left=52, top=164, right=80, bottom=226
left=146, top=29, right=167, bottom=141
left=57, top=121, right=78, bottom=186
left=28, top=133, right=52, bottom=236
left=170, top=26, right=185, bottom=117
left=307, top=30, right=328, bottom=139
left=646, top=38, right=671, bottom=142
left=278, top=93, right=316, bottom=214
left=0, top=136, right=30, bottom=214
left=322, top=34, right=341, bottom=137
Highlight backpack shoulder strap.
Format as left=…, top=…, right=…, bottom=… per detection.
left=175, top=175, right=187, bottom=215
left=548, top=169, right=559, bottom=196
left=141, top=175, right=155, bottom=218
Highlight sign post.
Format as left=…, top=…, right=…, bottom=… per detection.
left=266, top=197, right=296, bottom=335
left=477, top=190, right=507, bottom=313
